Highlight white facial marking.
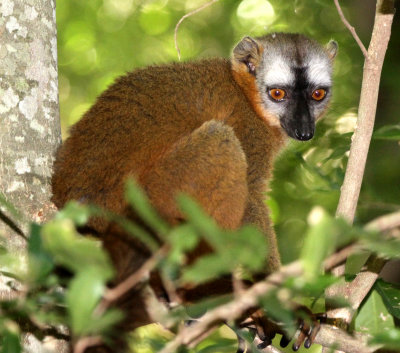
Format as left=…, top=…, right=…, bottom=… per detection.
left=264, top=59, right=294, bottom=86
left=306, top=56, right=331, bottom=86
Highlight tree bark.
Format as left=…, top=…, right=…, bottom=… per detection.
left=0, top=0, right=68, bottom=351
left=335, top=0, right=395, bottom=223
left=324, top=1, right=395, bottom=352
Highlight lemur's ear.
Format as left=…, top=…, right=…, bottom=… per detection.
left=233, top=36, right=262, bottom=76
left=326, top=40, right=338, bottom=60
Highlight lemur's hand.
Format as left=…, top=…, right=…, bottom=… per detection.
left=237, top=306, right=326, bottom=352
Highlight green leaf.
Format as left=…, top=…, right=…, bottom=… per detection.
left=182, top=254, right=230, bottom=284
left=55, top=201, right=91, bottom=226
left=166, top=224, right=200, bottom=266
left=27, top=223, right=54, bottom=283
left=295, top=153, right=341, bottom=190
left=373, top=125, right=400, bottom=140
left=265, top=197, right=280, bottom=224
left=259, top=290, right=296, bottom=337
left=66, top=267, right=106, bottom=336
left=355, top=289, right=395, bottom=335
left=375, top=279, right=400, bottom=320
left=323, top=145, right=349, bottom=162
left=0, top=250, right=26, bottom=281
left=125, top=179, right=169, bottom=238
left=181, top=225, right=267, bottom=285
left=185, top=295, right=232, bottom=319
left=362, top=234, right=400, bottom=259
left=177, top=194, right=221, bottom=245
left=301, top=208, right=359, bottom=280
left=345, top=250, right=371, bottom=276
left=41, top=219, right=113, bottom=280
left=233, top=225, right=267, bottom=270
left=284, top=274, right=339, bottom=297
left=196, top=340, right=237, bottom=353
left=370, top=329, right=400, bottom=350
left=1, top=325, right=21, bottom=353
left=178, top=194, right=267, bottom=285
left=82, top=308, right=123, bottom=335
left=109, top=212, right=159, bottom=252
left=300, top=208, right=336, bottom=280
left=88, top=205, right=159, bottom=252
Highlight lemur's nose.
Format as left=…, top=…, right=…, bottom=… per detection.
left=295, top=129, right=314, bottom=141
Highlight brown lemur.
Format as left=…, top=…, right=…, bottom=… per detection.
left=51, top=33, right=337, bottom=352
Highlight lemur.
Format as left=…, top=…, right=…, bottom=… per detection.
left=51, top=32, right=337, bottom=352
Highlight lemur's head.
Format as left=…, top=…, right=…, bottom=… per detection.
left=231, top=33, right=337, bottom=141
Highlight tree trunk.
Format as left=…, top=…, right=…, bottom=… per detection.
left=0, top=0, right=68, bottom=351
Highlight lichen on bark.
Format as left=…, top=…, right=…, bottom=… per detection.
left=0, top=1, right=68, bottom=351
left=0, top=0, right=61, bottom=249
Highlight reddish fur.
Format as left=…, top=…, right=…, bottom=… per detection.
left=231, top=63, right=285, bottom=148
left=52, top=58, right=287, bottom=352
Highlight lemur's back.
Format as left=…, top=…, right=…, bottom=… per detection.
left=51, top=58, right=246, bottom=215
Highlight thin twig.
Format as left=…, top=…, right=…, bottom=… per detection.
left=158, top=244, right=357, bottom=353
left=174, top=0, right=220, bottom=60
left=323, top=244, right=357, bottom=271
left=365, top=210, right=400, bottom=232
left=102, top=245, right=168, bottom=305
left=334, top=0, right=368, bottom=58
left=73, top=336, right=103, bottom=353
left=160, top=272, right=182, bottom=306
left=81, top=246, right=168, bottom=353
left=232, top=268, right=246, bottom=299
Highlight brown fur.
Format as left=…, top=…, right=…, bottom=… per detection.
left=52, top=52, right=287, bottom=351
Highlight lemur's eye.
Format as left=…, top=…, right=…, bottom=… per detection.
left=311, top=89, right=326, bottom=101
left=269, top=88, right=286, bottom=101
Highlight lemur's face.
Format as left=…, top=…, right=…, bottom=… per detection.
left=256, top=34, right=336, bottom=141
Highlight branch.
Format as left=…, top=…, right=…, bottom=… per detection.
left=325, top=1, right=395, bottom=352
left=157, top=244, right=356, bottom=353
left=73, top=336, right=103, bottom=353
left=333, top=0, right=368, bottom=58
left=92, top=245, right=168, bottom=323
left=257, top=325, right=377, bottom=353
left=74, top=246, right=169, bottom=353
left=174, top=0, right=220, bottom=60
left=314, top=325, right=377, bottom=353
left=326, top=210, right=399, bottom=320
left=103, top=245, right=168, bottom=303
left=335, top=0, right=395, bottom=223
left=365, top=210, right=400, bottom=232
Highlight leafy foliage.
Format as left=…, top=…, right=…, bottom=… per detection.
left=373, top=125, right=400, bottom=141
left=1, top=0, right=399, bottom=352
left=2, top=179, right=400, bottom=353
left=178, top=195, right=268, bottom=285
left=355, top=281, right=400, bottom=351
left=0, top=204, right=120, bottom=352
left=370, top=329, right=400, bottom=350
left=42, top=218, right=114, bottom=281
left=300, top=208, right=355, bottom=280
left=355, top=289, right=395, bottom=335
left=375, top=280, right=400, bottom=320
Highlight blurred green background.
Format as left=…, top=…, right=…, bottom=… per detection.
left=56, top=0, right=399, bottom=351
